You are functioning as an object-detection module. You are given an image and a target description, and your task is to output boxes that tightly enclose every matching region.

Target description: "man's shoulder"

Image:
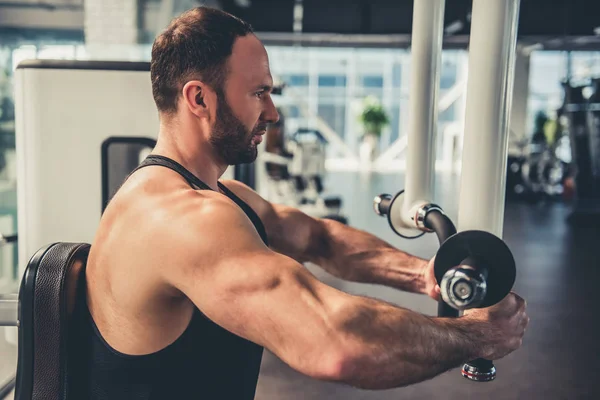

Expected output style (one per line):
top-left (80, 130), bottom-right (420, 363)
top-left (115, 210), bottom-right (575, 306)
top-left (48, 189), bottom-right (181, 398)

top-left (161, 188), bottom-right (261, 250)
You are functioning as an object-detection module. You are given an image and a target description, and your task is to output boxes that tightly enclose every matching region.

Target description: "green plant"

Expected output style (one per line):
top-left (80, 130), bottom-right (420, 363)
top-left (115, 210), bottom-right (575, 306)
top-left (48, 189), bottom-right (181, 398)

top-left (358, 96), bottom-right (390, 138)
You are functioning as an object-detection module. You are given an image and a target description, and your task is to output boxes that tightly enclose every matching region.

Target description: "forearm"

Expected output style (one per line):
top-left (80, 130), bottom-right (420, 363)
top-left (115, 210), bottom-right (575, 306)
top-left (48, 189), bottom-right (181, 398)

top-left (311, 218), bottom-right (428, 294)
top-left (333, 296), bottom-right (483, 389)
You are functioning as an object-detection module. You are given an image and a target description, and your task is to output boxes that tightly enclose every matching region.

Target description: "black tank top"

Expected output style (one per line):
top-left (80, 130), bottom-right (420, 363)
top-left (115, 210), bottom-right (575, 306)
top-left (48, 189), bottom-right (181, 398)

top-left (76, 155), bottom-right (268, 400)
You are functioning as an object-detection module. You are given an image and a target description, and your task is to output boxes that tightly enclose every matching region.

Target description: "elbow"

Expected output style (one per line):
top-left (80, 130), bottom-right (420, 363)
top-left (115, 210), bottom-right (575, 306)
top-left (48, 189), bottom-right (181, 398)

top-left (313, 349), bottom-right (356, 383)
top-left (321, 351), bottom-right (414, 390)
top-left (312, 338), bottom-right (374, 386)
top-left (318, 350), bottom-right (387, 390)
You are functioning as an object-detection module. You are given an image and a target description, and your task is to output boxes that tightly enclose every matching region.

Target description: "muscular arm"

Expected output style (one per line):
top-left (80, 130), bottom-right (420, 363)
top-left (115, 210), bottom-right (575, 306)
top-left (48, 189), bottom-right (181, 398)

top-left (221, 180), bottom-right (429, 294)
top-left (164, 194), bottom-right (486, 389)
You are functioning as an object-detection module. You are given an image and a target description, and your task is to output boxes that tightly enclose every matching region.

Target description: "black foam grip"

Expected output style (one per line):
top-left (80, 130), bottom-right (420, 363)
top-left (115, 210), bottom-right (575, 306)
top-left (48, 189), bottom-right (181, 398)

top-left (377, 196), bottom-right (392, 216)
top-left (424, 210), bottom-right (457, 245)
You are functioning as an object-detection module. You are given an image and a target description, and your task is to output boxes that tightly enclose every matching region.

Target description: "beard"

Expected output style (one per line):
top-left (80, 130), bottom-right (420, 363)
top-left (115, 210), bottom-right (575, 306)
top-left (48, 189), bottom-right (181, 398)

top-left (209, 90), bottom-right (266, 165)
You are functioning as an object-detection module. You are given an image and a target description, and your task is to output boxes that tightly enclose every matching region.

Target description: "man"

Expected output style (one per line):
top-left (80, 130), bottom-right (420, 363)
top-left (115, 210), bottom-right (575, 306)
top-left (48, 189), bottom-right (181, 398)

top-left (84, 6), bottom-right (529, 399)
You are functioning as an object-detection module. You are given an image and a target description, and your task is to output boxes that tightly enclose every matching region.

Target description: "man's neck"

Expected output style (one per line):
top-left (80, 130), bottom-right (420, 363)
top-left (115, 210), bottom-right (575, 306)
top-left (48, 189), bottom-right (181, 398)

top-left (153, 128), bottom-right (227, 192)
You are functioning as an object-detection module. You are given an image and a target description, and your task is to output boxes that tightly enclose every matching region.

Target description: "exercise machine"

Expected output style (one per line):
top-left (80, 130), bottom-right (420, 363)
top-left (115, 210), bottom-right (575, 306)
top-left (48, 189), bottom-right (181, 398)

top-left (373, 0), bottom-right (521, 382)
top-left (258, 127), bottom-right (348, 223)
top-left (560, 78), bottom-right (600, 221)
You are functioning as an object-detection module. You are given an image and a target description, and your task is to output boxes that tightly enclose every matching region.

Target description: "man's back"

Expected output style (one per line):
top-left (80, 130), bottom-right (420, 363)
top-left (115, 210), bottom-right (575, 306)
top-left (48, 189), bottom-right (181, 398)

top-left (82, 156), bottom-right (268, 399)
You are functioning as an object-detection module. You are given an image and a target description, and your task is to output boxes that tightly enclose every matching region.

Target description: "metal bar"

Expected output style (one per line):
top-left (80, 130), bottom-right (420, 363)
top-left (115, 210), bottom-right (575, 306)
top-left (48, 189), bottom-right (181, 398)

top-left (0, 298), bottom-right (18, 326)
top-left (260, 152), bottom-right (292, 166)
top-left (373, 135), bottom-right (407, 167)
top-left (0, 376), bottom-right (16, 400)
top-left (457, 0), bottom-right (521, 236)
top-left (401, 0), bottom-right (445, 222)
top-left (286, 87), bottom-right (359, 161)
top-left (438, 80), bottom-right (466, 112)
top-left (0, 234), bottom-right (17, 245)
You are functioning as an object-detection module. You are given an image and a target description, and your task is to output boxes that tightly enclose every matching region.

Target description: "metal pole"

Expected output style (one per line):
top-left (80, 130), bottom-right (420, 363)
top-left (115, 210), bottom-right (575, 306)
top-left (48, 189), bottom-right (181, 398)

top-left (401, 0), bottom-right (446, 224)
top-left (457, 0), bottom-right (520, 236)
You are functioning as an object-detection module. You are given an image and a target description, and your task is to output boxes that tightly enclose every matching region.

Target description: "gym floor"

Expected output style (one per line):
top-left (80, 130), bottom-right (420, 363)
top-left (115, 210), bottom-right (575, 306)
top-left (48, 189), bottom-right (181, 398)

top-left (254, 171), bottom-right (600, 400)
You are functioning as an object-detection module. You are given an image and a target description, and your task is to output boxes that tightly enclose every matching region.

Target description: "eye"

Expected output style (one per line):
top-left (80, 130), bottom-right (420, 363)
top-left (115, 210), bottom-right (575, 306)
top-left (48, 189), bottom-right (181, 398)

top-left (254, 91), bottom-right (264, 98)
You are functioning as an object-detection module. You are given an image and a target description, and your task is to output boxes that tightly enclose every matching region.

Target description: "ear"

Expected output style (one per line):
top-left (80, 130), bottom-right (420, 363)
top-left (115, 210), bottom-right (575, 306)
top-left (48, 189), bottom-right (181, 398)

top-left (182, 80), bottom-right (216, 119)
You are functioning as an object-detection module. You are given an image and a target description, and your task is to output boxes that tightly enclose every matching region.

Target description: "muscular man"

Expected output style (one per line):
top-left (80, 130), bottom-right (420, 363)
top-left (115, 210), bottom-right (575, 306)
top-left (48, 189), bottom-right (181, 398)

top-left (84, 6), bottom-right (529, 399)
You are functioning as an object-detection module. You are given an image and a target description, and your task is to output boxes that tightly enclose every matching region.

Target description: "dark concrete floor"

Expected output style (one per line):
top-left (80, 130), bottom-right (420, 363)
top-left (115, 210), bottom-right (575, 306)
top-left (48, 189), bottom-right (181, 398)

top-left (254, 171), bottom-right (600, 400)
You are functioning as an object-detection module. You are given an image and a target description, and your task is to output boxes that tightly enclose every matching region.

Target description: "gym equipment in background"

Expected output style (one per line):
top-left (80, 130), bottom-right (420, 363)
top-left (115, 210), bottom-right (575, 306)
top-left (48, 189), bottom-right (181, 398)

top-left (260, 128), bottom-right (348, 224)
top-left (561, 79), bottom-right (600, 222)
top-left (505, 122), bottom-right (570, 203)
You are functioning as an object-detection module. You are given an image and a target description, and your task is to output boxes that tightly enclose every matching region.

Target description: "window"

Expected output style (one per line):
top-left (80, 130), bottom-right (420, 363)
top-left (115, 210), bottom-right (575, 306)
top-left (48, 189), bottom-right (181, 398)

top-left (361, 75), bottom-right (383, 88)
top-left (281, 74), bottom-right (309, 86)
top-left (319, 75), bottom-right (346, 87)
top-left (318, 104), bottom-right (346, 140)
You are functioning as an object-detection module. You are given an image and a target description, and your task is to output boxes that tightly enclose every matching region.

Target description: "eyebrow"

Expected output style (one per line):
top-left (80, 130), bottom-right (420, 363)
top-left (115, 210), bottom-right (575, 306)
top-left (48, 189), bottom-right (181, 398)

top-left (254, 84), bottom-right (273, 92)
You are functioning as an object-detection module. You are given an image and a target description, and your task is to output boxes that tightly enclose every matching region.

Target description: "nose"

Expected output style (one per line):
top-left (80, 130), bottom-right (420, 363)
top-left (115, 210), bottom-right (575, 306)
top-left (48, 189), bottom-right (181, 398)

top-left (262, 94), bottom-right (279, 125)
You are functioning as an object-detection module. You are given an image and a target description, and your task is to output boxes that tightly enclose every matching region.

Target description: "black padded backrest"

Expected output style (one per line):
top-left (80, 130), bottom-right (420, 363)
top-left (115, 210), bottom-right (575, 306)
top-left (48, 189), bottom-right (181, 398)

top-left (15, 242), bottom-right (91, 400)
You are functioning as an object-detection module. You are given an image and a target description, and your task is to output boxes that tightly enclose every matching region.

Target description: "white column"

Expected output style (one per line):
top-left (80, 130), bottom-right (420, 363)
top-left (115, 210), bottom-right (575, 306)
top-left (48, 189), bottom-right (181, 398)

top-left (458, 0), bottom-right (521, 237)
top-left (402, 0), bottom-right (445, 222)
top-left (509, 49), bottom-right (531, 144)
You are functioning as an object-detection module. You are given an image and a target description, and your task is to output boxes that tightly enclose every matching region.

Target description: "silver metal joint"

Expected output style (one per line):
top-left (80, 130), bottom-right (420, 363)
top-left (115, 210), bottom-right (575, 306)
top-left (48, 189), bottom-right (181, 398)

top-left (415, 203), bottom-right (444, 231)
top-left (462, 363), bottom-right (496, 382)
top-left (373, 194), bottom-right (392, 217)
top-left (440, 266), bottom-right (487, 310)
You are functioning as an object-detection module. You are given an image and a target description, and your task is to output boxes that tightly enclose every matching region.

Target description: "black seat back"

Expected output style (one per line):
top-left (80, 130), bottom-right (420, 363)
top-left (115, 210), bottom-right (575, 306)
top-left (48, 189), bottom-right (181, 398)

top-left (15, 242), bottom-right (91, 400)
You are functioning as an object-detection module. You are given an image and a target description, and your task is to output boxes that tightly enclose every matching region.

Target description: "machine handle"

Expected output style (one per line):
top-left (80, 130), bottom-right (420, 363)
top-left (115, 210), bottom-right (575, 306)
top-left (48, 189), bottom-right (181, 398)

top-left (0, 234), bottom-right (17, 246)
top-left (424, 210), bottom-right (513, 383)
top-left (439, 258), bottom-right (496, 382)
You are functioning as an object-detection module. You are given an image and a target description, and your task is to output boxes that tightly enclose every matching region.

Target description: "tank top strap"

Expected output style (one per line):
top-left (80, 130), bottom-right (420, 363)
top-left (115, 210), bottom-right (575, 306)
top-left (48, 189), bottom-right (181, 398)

top-left (129, 154), bottom-right (269, 246)
top-left (131, 154), bottom-right (211, 191)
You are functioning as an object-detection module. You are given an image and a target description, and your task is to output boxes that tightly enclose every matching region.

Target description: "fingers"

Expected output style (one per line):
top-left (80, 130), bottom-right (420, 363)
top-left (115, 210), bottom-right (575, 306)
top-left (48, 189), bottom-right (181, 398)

top-left (510, 291), bottom-right (526, 309)
top-left (504, 291), bottom-right (526, 311)
top-left (519, 314), bottom-right (530, 331)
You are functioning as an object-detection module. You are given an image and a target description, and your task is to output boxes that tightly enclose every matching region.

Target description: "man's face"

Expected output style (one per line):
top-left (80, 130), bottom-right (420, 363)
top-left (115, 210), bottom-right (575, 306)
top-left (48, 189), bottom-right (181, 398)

top-left (209, 88), bottom-right (265, 165)
top-left (209, 35), bottom-right (279, 165)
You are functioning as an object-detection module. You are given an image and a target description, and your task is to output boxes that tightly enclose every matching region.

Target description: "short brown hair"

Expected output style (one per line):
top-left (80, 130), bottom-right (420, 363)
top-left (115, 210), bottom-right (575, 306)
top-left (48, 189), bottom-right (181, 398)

top-left (150, 7), bottom-right (253, 115)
